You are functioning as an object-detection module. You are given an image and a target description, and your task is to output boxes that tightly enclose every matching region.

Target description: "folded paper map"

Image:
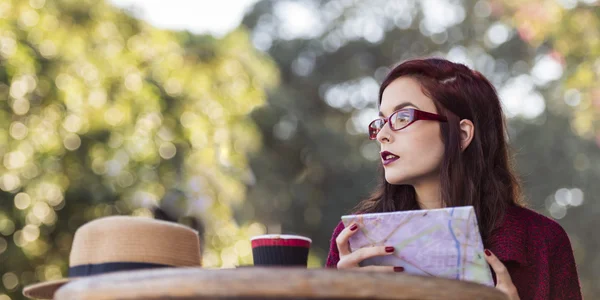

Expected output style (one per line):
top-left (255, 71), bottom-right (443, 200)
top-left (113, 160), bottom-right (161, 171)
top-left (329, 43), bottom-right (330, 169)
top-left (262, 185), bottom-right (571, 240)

top-left (341, 206), bottom-right (494, 286)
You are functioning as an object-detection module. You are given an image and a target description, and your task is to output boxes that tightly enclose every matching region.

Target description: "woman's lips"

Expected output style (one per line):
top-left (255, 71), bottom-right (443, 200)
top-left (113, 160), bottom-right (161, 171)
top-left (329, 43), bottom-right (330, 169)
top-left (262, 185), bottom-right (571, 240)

top-left (383, 156), bottom-right (399, 166)
top-left (380, 151), bottom-right (400, 166)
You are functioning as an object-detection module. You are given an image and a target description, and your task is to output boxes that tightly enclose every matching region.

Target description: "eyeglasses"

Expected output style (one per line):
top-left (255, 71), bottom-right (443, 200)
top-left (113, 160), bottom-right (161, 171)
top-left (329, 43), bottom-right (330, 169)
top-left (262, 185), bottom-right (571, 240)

top-left (368, 108), bottom-right (448, 140)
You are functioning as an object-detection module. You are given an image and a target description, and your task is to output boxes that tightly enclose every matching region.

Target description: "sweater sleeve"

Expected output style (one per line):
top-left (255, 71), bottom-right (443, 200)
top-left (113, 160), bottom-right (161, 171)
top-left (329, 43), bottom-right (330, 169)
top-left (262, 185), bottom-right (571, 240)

top-left (325, 221), bottom-right (345, 268)
top-left (548, 224), bottom-right (582, 300)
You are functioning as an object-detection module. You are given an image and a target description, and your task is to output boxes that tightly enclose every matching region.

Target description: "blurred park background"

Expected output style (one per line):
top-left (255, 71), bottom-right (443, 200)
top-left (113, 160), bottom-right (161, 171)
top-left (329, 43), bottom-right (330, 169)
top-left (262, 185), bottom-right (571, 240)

top-left (0, 0), bottom-right (599, 298)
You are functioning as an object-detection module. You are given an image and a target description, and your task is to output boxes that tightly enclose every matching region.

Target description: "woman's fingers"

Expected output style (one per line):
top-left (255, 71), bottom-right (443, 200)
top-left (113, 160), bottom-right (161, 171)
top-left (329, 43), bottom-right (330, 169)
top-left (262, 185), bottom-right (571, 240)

top-left (335, 223), bottom-right (360, 256)
top-left (338, 245), bottom-right (396, 267)
top-left (484, 249), bottom-right (520, 300)
top-left (484, 249), bottom-right (512, 284)
top-left (335, 224), bottom-right (399, 272)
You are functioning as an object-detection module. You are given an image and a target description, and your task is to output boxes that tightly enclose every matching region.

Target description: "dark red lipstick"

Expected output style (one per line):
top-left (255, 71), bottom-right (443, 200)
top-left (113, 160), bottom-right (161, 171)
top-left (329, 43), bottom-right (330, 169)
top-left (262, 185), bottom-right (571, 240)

top-left (380, 151), bottom-right (399, 166)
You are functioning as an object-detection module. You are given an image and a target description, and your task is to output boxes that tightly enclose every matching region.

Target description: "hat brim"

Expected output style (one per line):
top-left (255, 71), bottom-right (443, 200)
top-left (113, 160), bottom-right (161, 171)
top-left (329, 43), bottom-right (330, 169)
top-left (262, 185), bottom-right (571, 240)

top-left (23, 278), bottom-right (71, 300)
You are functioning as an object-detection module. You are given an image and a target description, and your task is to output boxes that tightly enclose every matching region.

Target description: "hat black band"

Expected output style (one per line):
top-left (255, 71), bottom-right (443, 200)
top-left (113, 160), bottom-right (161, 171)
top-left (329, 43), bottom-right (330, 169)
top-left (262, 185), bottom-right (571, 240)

top-left (69, 262), bottom-right (171, 277)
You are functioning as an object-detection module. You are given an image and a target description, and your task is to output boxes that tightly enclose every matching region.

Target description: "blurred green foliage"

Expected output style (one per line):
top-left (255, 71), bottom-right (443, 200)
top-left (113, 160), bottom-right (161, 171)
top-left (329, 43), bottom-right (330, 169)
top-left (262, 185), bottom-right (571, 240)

top-left (497, 0), bottom-right (600, 140)
top-left (0, 0), bottom-right (278, 298)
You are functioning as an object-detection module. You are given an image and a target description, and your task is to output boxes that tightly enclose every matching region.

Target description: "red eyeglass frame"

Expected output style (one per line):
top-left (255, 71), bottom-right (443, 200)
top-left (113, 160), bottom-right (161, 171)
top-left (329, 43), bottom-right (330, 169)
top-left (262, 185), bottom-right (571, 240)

top-left (368, 108), bottom-right (448, 140)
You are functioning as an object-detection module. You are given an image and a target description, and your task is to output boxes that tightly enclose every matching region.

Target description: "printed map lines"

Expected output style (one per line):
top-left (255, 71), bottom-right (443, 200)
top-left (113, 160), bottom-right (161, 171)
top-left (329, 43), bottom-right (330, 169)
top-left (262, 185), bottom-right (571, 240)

top-left (448, 207), bottom-right (461, 280)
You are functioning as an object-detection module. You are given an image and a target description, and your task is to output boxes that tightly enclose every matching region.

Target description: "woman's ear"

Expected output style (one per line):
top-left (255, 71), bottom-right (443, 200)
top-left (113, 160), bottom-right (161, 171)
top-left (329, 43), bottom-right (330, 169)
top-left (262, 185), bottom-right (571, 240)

top-left (459, 119), bottom-right (474, 151)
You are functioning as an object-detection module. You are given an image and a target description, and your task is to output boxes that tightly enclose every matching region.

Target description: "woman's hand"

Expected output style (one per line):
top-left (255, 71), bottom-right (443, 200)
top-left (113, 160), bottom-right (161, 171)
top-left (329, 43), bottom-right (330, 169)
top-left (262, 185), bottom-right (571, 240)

top-left (484, 249), bottom-right (520, 300)
top-left (336, 223), bottom-right (403, 272)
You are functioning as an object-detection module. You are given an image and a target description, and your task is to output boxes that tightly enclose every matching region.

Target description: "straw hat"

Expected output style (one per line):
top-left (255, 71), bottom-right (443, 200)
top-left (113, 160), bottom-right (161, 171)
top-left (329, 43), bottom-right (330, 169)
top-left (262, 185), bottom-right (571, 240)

top-left (23, 216), bottom-right (202, 299)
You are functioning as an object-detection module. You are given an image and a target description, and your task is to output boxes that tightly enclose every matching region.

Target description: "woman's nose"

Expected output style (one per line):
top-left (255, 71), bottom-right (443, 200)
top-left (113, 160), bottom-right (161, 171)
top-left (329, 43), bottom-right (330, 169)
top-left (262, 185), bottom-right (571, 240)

top-left (376, 122), bottom-right (392, 143)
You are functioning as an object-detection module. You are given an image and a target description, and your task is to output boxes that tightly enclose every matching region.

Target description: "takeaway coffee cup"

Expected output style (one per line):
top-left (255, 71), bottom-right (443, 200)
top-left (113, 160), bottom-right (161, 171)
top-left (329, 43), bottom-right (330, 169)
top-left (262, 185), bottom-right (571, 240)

top-left (250, 234), bottom-right (312, 267)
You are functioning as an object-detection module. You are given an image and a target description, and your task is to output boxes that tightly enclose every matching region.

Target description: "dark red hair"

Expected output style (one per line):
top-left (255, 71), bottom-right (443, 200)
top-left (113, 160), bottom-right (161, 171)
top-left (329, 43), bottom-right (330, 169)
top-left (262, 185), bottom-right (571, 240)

top-left (353, 58), bottom-right (523, 241)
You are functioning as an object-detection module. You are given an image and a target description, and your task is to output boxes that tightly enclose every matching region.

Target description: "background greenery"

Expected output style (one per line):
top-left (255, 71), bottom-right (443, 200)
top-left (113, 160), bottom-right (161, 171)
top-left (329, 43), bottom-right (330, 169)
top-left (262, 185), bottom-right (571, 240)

top-left (0, 0), bottom-right (598, 299)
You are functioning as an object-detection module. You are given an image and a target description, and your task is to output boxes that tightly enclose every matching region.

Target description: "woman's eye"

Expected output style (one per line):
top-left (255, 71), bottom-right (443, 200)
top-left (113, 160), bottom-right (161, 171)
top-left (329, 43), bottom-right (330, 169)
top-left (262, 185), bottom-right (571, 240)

top-left (394, 115), bottom-right (410, 125)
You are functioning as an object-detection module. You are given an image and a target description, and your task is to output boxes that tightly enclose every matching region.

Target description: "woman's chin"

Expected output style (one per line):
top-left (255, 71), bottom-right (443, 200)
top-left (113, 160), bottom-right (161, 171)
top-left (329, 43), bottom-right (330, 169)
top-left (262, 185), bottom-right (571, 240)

top-left (384, 174), bottom-right (411, 185)
top-left (385, 171), bottom-right (440, 186)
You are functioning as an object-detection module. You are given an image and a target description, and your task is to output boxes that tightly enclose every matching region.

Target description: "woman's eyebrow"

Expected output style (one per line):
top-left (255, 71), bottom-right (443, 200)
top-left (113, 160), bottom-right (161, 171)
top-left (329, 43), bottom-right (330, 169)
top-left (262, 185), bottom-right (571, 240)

top-left (379, 102), bottom-right (419, 117)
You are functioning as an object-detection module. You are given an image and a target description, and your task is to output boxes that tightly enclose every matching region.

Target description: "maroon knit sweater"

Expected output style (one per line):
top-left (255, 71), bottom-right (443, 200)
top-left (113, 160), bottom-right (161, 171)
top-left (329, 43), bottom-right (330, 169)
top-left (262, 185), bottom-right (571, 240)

top-left (326, 205), bottom-right (582, 300)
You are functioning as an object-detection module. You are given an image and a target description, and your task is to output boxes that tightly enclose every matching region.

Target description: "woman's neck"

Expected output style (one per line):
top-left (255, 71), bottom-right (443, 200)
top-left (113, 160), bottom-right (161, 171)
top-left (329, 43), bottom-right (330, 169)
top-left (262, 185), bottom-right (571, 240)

top-left (413, 179), bottom-right (443, 209)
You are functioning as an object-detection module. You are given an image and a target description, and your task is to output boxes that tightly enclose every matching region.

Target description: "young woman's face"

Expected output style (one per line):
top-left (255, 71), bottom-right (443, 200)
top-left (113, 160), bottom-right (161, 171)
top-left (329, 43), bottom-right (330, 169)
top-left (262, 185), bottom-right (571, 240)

top-left (377, 77), bottom-right (445, 185)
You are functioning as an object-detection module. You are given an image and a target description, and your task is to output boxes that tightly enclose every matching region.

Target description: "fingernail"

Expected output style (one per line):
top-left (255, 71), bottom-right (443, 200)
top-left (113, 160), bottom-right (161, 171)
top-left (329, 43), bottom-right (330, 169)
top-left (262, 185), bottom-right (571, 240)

top-left (350, 224), bottom-right (358, 231)
top-left (485, 249), bottom-right (491, 256)
top-left (385, 246), bottom-right (395, 253)
top-left (394, 266), bottom-right (404, 272)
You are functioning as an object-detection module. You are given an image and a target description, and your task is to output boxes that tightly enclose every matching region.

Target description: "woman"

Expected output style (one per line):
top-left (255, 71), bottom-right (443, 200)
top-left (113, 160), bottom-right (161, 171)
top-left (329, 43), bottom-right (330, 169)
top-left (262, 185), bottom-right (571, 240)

top-left (326, 58), bottom-right (581, 300)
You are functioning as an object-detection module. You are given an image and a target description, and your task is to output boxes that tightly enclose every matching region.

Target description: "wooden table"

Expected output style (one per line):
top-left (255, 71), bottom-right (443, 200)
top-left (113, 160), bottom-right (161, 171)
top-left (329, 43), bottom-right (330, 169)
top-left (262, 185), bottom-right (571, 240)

top-left (54, 267), bottom-right (508, 300)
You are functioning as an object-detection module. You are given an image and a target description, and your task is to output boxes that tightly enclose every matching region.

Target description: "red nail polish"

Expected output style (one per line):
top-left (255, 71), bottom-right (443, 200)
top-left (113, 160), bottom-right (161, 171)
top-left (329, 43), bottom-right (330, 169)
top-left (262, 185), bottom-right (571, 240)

top-left (350, 224), bottom-right (358, 231)
top-left (485, 249), bottom-right (491, 256)
top-left (394, 266), bottom-right (404, 272)
top-left (385, 246), bottom-right (395, 253)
